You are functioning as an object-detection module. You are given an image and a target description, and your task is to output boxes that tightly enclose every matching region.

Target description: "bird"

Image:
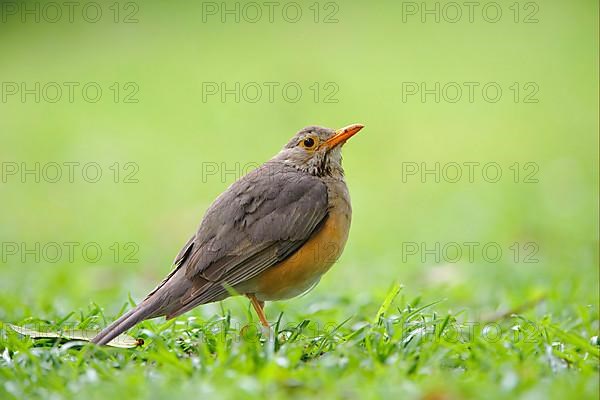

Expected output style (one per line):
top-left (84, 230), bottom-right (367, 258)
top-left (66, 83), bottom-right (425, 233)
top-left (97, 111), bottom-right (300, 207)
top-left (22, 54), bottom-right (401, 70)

top-left (91, 123), bottom-right (365, 345)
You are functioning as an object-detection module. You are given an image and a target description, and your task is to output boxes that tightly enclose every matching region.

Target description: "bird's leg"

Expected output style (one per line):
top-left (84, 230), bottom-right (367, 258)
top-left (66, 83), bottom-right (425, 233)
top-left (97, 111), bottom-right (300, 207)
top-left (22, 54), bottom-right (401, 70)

top-left (246, 294), bottom-right (269, 328)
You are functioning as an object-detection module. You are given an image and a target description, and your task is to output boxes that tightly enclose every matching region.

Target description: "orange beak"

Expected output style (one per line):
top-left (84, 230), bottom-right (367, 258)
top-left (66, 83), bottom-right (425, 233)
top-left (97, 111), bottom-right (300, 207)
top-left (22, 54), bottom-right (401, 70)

top-left (324, 124), bottom-right (365, 149)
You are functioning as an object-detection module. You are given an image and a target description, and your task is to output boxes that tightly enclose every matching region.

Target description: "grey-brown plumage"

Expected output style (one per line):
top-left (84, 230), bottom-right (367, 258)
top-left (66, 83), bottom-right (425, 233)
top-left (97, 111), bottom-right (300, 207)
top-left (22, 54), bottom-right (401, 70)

top-left (92, 124), bottom-right (364, 345)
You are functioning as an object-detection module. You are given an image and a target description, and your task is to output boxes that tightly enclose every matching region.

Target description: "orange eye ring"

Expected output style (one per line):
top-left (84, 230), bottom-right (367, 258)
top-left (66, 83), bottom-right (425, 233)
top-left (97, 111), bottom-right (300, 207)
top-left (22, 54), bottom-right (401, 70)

top-left (300, 136), bottom-right (319, 149)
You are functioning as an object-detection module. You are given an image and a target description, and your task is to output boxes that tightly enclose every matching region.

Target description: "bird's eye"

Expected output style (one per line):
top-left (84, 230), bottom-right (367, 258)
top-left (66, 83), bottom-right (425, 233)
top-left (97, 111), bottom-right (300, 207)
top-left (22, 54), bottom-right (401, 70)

top-left (301, 137), bottom-right (317, 149)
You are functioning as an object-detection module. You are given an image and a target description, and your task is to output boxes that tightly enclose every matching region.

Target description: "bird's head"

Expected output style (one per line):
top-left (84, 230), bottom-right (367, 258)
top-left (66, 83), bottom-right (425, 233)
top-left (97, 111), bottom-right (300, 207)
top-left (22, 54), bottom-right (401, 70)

top-left (274, 124), bottom-right (364, 177)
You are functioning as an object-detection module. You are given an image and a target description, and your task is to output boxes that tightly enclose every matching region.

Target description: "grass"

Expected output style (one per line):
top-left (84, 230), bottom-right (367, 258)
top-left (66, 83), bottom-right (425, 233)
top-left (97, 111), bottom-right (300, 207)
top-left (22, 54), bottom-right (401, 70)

top-left (1, 283), bottom-right (598, 399)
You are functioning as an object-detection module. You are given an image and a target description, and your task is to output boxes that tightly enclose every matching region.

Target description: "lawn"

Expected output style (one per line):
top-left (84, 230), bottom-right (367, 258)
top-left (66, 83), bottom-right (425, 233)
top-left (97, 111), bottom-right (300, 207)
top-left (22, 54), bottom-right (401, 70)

top-left (0, 0), bottom-right (598, 399)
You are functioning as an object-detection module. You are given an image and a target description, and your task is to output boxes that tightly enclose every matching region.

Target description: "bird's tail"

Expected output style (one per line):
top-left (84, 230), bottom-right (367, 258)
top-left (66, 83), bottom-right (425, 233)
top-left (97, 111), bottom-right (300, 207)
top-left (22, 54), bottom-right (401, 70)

top-left (91, 300), bottom-right (161, 346)
top-left (91, 264), bottom-right (193, 345)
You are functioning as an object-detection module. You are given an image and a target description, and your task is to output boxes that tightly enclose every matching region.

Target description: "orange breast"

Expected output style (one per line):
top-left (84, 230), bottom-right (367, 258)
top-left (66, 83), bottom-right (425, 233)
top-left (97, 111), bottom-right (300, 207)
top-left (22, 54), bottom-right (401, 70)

top-left (248, 209), bottom-right (351, 301)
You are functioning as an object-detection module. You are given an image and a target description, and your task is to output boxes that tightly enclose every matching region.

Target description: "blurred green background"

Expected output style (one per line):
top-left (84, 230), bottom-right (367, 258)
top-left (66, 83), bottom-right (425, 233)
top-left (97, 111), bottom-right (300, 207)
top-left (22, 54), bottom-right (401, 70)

top-left (0, 0), bottom-right (597, 333)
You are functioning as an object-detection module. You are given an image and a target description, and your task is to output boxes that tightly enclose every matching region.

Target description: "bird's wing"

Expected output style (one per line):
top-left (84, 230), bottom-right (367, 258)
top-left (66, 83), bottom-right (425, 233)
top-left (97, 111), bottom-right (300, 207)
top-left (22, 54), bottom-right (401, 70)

top-left (158, 162), bottom-right (329, 318)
